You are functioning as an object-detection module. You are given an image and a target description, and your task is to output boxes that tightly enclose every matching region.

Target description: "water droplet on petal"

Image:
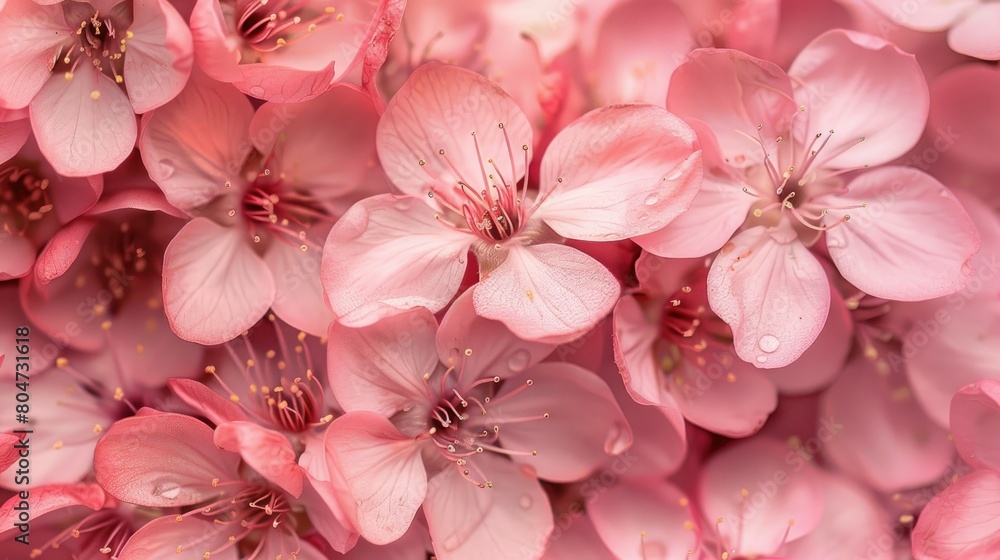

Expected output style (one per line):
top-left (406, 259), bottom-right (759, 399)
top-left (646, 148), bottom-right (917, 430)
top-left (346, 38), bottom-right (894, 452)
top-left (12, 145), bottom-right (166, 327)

top-left (604, 422), bottom-right (631, 455)
top-left (443, 535), bottom-right (461, 552)
top-left (755, 355), bottom-right (767, 364)
top-left (506, 349), bottom-right (531, 372)
top-left (758, 334), bottom-right (780, 353)
top-left (519, 495), bottom-right (533, 509)
top-left (155, 482), bottom-right (181, 500)
top-left (644, 194), bottom-right (659, 206)
top-left (249, 86), bottom-right (265, 97)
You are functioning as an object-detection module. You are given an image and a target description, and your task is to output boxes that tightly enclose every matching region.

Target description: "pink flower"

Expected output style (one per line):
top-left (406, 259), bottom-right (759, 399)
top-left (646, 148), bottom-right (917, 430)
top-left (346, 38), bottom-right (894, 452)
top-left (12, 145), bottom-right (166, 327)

top-left (0, 0), bottom-right (193, 176)
top-left (138, 74), bottom-right (386, 344)
top-left (866, 0), bottom-right (1000, 60)
top-left (613, 253), bottom-right (780, 437)
top-left (323, 291), bottom-right (631, 557)
top-left (94, 410), bottom-right (332, 559)
top-left (189, 0), bottom-right (401, 102)
top-left (640, 29), bottom-right (980, 367)
top-left (323, 61), bottom-right (703, 343)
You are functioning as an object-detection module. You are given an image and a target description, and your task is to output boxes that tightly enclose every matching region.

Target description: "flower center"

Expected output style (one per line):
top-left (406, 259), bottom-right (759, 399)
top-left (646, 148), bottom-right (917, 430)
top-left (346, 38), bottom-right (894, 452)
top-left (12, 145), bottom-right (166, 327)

top-left (233, 0), bottom-right (338, 54)
top-left (211, 314), bottom-right (333, 433)
top-left (417, 348), bottom-right (547, 488)
top-left (238, 166), bottom-right (329, 253)
top-left (58, 3), bottom-right (134, 85)
top-left (181, 482), bottom-right (301, 558)
top-left (93, 222), bottom-right (149, 303)
top-left (0, 164), bottom-right (53, 237)
top-left (425, 123), bottom-right (532, 243)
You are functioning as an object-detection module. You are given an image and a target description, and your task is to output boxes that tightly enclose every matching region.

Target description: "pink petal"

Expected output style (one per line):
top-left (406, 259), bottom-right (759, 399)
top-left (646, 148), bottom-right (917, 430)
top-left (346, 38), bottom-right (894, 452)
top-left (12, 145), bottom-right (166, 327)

top-left (588, 480), bottom-right (700, 560)
top-left (298, 473), bottom-right (360, 553)
top-left (698, 438), bottom-right (825, 556)
top-left (612, 295), bottom-right (667, 407)
top-left (633, 128), bottom-right (753, 258)
top-left (669, 346), bottom-right (778, 437)
top-left (539, 516), bottom-right (613, 560)
top-left (327, 308), bottom-right (439, 416)
top-left (0, 1), bottom-right (68, 109)
top-left (494, 362), bottom-right (632, 482)
top-left (535, 104), bottom-right (701, 241)
top-left (264, 238), bottom-right (333, 337)
top-left (168, 378), bottom-right (250, 426)
top-left (117, 515), bottom-right (240, 560)
top-left (0, 483), bottom-right (106, 527)
top-left (436, 289), bottom-right (556, 379)
top-left (863, 0), bottom-right (977, 31)
top-left (588, 0), bottom-right (694, 105)
top-left (376, 62), bottom-right (533, 204)
top-left (0, 433), bottom-right (17, 472)
top-left (162, 218), bottom-right (275, 345)
top-left (188, 0), bottom-right (243, 83)
top-left (31, 218), bottom-right (96, 297)
top-left (124, 0), bottom-right (194, 113)
top-left (911, 470), bottom-right (1000, 560)
top-left (475, 243), bottom-right (619, 343)
top-left (321, 194), bottom-right (473, 327)
top-left (138, 73), bottom-right (254, 211)
top-left (905, 297), bottom-right (1000, 428)
top-left (0, 234), bottom-right (35, 281)
top-left (820, 349), bottom-right (953, 493)
top-left (324, 411), bottom-right (427, 545)
top-left (788, 30), bottom-right (928, 169)
top-left (949, 4), bottom-right (1000, 60)
top-left (927, 64), bottom-right (1000, 171)
top-left (30, 67), bottom-right (136, 176)
top-left (781, 473), bottom-right (892, 560)
top-left (666, 48), bottom-right (796, 168)
top-left (214, 421), bottom-right (303, 497)
top-left (93, 413), bottom-right (241, 507)
top-left (708, 224), bottom-right (830, 368)
top-left (424, 453), bottom-right (552, 560)
top-left (358, 0), bottom-right (407, 110)
top-left (821, 167), bottom-right (978, 301)
top-left (0, 109), bottom-right (30, 162)
top-left (951, 380), bottom-right (1000, 471)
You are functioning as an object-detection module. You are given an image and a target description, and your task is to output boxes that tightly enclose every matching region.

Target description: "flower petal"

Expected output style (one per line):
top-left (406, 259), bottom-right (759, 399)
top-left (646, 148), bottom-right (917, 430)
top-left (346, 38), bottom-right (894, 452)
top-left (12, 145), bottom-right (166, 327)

top-left (326, 307), bottom-right (439, 416)
top-left (948, 4), bottom-right (1000, 60)
top-left (708, 224), bottom-right (830, 368)
top-left (588, 480), bottom-right (700, 560)
top-left (124, 0), bottom-right (194, 113)
top-left (167, 378), bottom-right (249, 426)
top-left (951, 380), bottom-right (1000, 472)
top-left (820, 348), bottom-right (953, 493)
top-left (162, 218), bottom-right (275, 345)
top-left (321, 194), bottom-right (473, 327)
top-left (535, 104), bottom-right (702, 241)
top-left (93, 413), bottom-right (240, 507)
top-left (424, 453), bottom-right (552, 560)
top-left (117, 515), bottom-right (240, 560)
top-left (911, 470), bottom-right (1000, 560)
top-left (821, 167), bottom-right (978, 301)
top-left (138, 73), bottom-right (254, 211)
top-left (264, 237), bottom-right (334, 337)
top-left (495, 362), bottom-right (632, 482)
top-left (30, 68), bottom-right (136, 176)
top-left (0, 1), bottom-right (67, 109)
top-left (789, 30), bottom-right (928, 168)
top-left (376, 61), bottom-right (533, 204)
top-left (325, 411), bottom-right (427, 545)
top-left (473, 243), bottom-right (620, 343)
top-left (214, 421), bottom-right (303, 497)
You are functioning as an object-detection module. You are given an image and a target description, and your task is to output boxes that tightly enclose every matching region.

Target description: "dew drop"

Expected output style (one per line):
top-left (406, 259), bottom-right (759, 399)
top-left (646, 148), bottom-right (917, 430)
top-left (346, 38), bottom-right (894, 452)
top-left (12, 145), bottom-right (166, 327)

top-left (756, 355), bottom-right (767, 364)
top-left (249, 86), bottom-right (265, 97)
top-left (519, 495), bottom-right (533, 509)
top-left (506, 349), bottom-right (531, 372)
top-left (644, 194), bottom-right (659, 206)
top-left (758, 334), bottom-right (780, 353)
top-left (155, 482), bottom-right (181, 500)
top-left (604, 422), bottom-right (631, 455)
